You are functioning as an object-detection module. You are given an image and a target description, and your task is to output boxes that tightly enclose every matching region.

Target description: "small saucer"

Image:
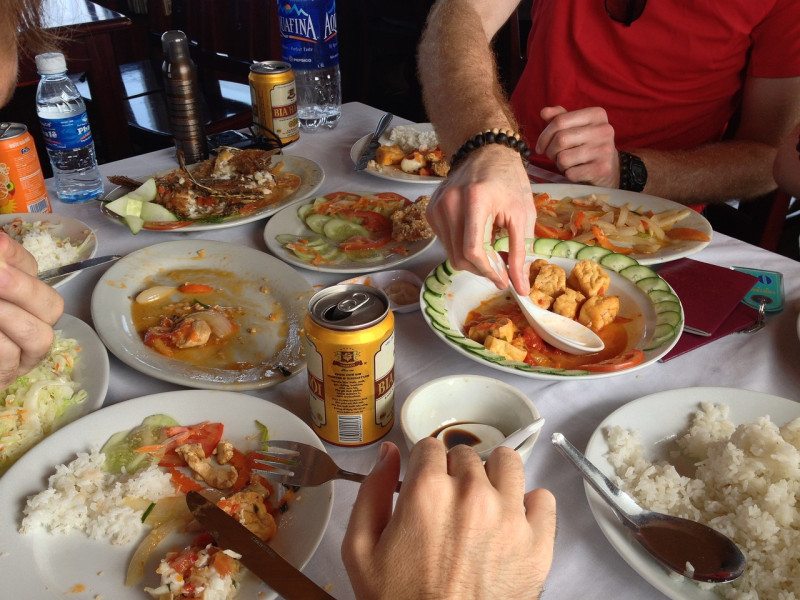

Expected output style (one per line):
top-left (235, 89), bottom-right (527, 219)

top-left (339, 269), bottom-right (422, 313)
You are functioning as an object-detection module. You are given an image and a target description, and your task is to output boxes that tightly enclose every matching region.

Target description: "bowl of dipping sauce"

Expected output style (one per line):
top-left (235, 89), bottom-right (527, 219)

top-left (339, 269), bottom-right (422, 313)
top-left (399, 374), bottom-right (542, 463)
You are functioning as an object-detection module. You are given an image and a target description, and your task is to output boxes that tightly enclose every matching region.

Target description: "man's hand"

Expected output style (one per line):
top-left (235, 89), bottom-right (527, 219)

top-left (536, 106), bottom-right (620, 188)
top-left (342, 438), bottom-right (557, 600)
top-left (0, 234), bottom-right (64, 389)
top-left (425, 145), bottom-right (536, 294)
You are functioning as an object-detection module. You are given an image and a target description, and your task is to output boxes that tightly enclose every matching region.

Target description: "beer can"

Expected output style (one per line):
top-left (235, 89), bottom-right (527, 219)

top-left (249, 60), bottom-right (300, 145)
top-left (0, 123), bottom-right (52, 214)
top-left (304, 284), bottom-right (395, 446)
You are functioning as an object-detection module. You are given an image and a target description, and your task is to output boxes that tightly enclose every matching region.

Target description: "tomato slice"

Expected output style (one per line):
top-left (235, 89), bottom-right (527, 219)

top-left (337, 209), bottom-right (392, 250)
top-left (374, 192), bottom-right (411, 206)
top-left (158, 422), bottom-right (225, 467)
top-left (143, 221), bottom-right (194, 230)
top-left (324, 191), bottom-right (363, 202)
top-left (579, 349), bottom-right (645, 372)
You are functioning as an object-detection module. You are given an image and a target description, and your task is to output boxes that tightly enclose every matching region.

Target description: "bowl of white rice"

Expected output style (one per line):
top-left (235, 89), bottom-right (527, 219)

top-left (0, 213), bottom-right (97, 288)
top-left (584, 387), bottom-right (800, 600)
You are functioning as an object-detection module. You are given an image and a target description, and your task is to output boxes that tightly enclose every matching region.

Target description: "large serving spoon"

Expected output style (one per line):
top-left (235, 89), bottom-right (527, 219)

top-left (552, 432), bottom-right (746, 583)
top-left (487, 251), bottom-right (604, 355)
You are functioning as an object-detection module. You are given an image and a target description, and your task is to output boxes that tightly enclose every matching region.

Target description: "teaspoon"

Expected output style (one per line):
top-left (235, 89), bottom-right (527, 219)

top-left (487, 251), bottom-right (604, 355)
top-left (551, 432), bottom-right (745, 583)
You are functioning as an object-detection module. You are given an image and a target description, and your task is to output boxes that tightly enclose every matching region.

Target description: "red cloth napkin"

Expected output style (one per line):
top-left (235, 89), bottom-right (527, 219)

top-left (656, 258), bottom-right (758, 336)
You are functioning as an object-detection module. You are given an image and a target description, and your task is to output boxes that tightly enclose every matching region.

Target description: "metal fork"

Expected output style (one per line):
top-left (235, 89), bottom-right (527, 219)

top-left (254, 440), bottom-right (402, 493)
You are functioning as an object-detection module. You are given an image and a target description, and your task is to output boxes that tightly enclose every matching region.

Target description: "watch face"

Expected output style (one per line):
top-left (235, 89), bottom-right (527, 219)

top-left (630, 157), bottom-right (647, 185)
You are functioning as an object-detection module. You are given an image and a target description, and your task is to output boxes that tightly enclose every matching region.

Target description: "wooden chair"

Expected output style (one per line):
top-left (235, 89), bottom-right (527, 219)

top-left (75, 0), bottom-right (282, 152)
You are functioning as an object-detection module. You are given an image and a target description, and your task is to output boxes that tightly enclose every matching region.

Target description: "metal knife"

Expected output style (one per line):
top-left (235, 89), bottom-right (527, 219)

top-left (186, 491), bottom-right (334, 600)
top-left (38, 254), bottom-right (121, 281)
top-left (354, 112), bottom-right (393, 170)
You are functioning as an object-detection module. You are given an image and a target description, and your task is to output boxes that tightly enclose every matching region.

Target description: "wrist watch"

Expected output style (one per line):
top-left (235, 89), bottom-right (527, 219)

top-left (618, 151), bottom-right (647, 192)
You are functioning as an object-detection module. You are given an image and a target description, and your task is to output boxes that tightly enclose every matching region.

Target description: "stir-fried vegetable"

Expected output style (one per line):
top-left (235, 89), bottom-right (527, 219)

top-left (533, 192), bottom-right (710, 253)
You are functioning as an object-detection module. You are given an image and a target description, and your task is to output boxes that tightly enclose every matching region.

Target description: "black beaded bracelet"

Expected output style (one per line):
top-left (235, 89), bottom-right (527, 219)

top-left (450, 128), bottom-right (531, 171)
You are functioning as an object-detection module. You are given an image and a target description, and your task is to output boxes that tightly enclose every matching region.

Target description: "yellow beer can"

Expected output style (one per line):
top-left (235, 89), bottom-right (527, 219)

top-left (304, 284), bottom-right (395, 446)
top-left (249, 60), bottom-right (300, 145)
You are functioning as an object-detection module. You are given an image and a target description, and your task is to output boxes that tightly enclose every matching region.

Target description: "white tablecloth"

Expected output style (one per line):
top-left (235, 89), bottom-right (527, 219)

top-left (45, 102), bottom-right (800, 599)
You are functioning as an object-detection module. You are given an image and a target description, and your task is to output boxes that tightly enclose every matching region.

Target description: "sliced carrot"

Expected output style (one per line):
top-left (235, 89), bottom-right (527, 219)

top-left (168, 467), bottom-right (204, 493)
top-left (665, 227), bottom-right (711, 242)
top-left (591, 225), bottom-right (634, 254)
top-left (178, 283), bottom-right (215, 294)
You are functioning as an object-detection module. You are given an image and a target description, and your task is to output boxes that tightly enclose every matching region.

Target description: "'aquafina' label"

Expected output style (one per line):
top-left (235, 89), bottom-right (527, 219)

top-left (277, 0), bottom-right (339, 71)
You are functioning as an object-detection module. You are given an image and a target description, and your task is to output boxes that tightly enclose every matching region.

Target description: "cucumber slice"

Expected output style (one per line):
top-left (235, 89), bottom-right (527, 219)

top-left (423, 289), bottom-right (446, 314)
top-left (619, 264), bottom-right (659, 283)
top-left (424, 275), bottom-right (448, 297)
top-left (312, 195), bottom-right (329, 206)
top-left (636, 276), bottom-right (670, 294)
top-left (297, 203), bottom-right (314, 221)
top-left (125, 215), bottom-right (145, 235)
top-left (125, 178), bottom-right (157, 202)
top-left (644, 323), bottom-right (676, 351)
top-left (105, 194), bottom-right (137, 217)
top-left (654, 300), bottom-right (682, 315)
top-left (648, 290), bottom-right (680, 305)
top-left (599, 253), bottom-right (639, 272)
top-left (657, 310), bottom-right (682, 328)
top-left (275, 233), bottom-right (301, 246)
top-left (305, 213), bottom-right (333, 234)
top-left (322, 217), bottom-right (370, 242)
top-left (575, 246), bottom-right (613, 262)
top-left (492, 236), bottom-right (536, 253)
top-left (140, 202), bottom-right (177, 223)
top-left (551, 240), bottom-right (586, 259)
top-left (532, 238), bottom-right (561, 257)
top-left (348, 250), bottom-right (386, 263)
top-left (435, 263), bottom-right (453, 286)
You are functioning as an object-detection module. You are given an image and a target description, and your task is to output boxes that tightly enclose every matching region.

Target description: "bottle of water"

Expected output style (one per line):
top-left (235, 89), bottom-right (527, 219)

top-left (277, 0), bottom-right (342, 131)
top-left (34, 52), bottom-right (103, 203)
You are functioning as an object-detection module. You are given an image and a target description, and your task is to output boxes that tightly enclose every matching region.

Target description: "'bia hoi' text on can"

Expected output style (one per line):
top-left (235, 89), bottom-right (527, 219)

top-left (0, 123), bottom-right (52, 213)
top-left (249, 61), bottom-right (300, 145)
top-left (304, 285), bottom-right (395, 446)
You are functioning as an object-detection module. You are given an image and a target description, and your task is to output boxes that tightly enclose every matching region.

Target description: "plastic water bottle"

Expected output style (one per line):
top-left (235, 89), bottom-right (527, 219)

top-left (34, 52), bottom-right (103, 203)
top-left (277, 0), bottom-right (342, 131)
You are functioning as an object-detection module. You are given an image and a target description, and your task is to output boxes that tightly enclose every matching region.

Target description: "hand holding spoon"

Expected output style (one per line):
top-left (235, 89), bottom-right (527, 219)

top-left (552, 432), bottom-right (745, 583)
top-left (487, 251), bottom-right (604, 355)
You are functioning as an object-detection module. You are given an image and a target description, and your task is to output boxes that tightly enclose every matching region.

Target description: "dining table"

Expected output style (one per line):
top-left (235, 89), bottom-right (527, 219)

top-left (37, 101), bottom-right (800, 599)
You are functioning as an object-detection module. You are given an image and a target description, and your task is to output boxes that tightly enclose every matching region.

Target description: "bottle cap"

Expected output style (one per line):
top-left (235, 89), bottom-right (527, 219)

top-left (161, 30), bottom-right (191, 62)
top-left (35, 52), bottom-right (67, 75)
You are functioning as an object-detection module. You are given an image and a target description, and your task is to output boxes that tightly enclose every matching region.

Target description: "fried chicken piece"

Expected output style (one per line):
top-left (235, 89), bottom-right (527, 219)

top-left (527, 259), bottom-right (550, 283)
top-left (568, 260), bottom-right (611, 298)
top-left (578, 295), bottom-right (620, 331)
top-left (217, 491), bottom-right (277, 541)
top-left (529, 289), bottom-right (554, 310)
top-left (391, 196), bottom-right (435, 242)
top-left (552, 288), bottom-right (586, 320)
top-left (176, 443), bottom-right (238, 489)
top-left (430, 159), bottom-right (451, 177)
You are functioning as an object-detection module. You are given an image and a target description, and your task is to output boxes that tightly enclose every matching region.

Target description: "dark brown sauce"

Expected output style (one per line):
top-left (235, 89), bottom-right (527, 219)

top-left (430, 422), bottom-right (483, 450)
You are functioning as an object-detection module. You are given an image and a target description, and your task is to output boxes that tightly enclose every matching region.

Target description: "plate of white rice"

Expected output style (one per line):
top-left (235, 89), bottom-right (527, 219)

top-left (585, 387), bottom-right (800, 599)
top-left (0, 390), bottom-right (333, 599)
top-left (0, 213), bottom-right (97, 288)
top-left (350, 122), bottom-right (446, 184)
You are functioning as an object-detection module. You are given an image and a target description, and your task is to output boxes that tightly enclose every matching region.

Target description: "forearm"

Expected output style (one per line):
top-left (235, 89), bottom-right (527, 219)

top-left (634, 140), bottom-right (778, 205)
top-left (418, 0), bottom-right (519, 155)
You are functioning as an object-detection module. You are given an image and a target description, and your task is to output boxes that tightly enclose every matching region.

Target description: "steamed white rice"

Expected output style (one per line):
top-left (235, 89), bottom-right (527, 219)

top-left (606, 402), bottom-right (800, 599)
top-left (387, 125), bottom-right (439, 153)
top-left (20, 449), bottom-right (176, 545)
top-left (1, 220), bottom-right (83, 272)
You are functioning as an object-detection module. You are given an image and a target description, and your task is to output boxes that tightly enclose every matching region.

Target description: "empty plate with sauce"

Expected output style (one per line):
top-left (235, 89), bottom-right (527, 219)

top-left (339, 269), bottom-right (422, 313)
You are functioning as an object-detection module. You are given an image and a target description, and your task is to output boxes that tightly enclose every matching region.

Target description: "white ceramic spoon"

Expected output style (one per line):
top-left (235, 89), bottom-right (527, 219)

top-left (437, 417), bottom-right (546, 460)
top-left (487, 251), bottom-right (604, 355)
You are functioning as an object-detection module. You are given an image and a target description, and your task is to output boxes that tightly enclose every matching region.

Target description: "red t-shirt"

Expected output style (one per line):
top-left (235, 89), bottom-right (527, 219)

top-left (510, 0), bottom-right (800, 171)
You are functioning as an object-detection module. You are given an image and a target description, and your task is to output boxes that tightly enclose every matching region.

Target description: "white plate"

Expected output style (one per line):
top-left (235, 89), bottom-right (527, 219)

top-left (421, 243), bottom-right (683, 380)
top-left (584, 387), bottom-right (800, 600)
top-left (339, 269), bottom-right (423, 313)
top-left (1, 313), bottom-right (109, 473)
top-left (91, 240), bottom-right (314, 390)
top-left (102, 155), bottom-right (324, 232)
top-left (0, 213), bottom-right (98, 288)
top-left (0, 390), bottom-right (334, 600)
top-left (264, 196), bottom-right (436, 274)
top-left (350, 122), bottom-right (445, 184)
top-left (531, 183), bottom-right (713, 265)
